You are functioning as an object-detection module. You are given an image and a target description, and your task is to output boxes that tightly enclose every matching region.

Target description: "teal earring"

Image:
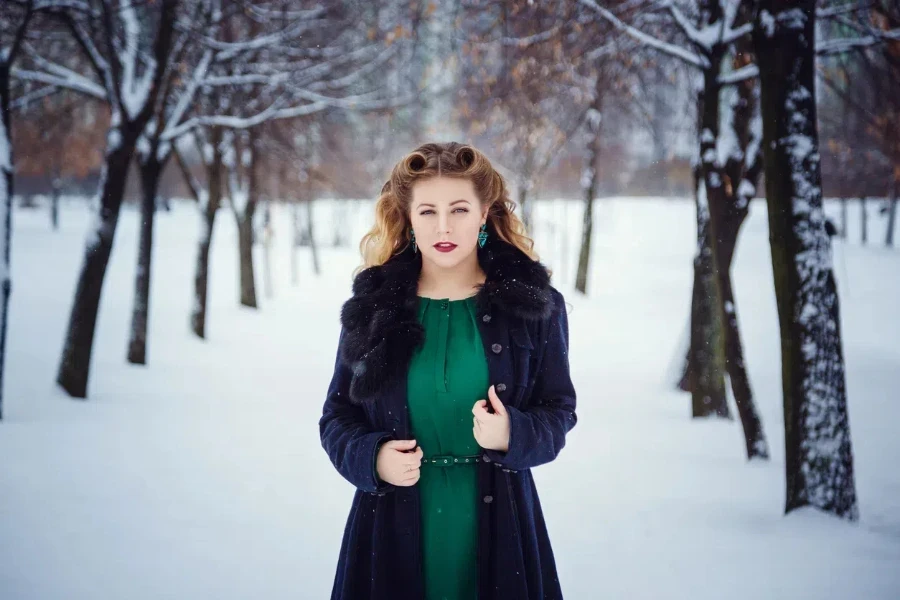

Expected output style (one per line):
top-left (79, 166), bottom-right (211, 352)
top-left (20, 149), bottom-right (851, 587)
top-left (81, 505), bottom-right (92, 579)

top-left (410, 227), bottom-right (417, 253)
top-left (478, 223), bottom-right (488, 248)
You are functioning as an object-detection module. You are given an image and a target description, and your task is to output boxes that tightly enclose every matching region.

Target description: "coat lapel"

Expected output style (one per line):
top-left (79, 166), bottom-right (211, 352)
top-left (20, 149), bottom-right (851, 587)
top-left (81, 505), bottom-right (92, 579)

top-left (339, 229), bottom-right (553, 404)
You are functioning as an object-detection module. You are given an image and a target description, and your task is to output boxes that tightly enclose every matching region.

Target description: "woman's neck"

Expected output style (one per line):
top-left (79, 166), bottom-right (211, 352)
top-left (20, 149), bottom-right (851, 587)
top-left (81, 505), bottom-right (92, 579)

top-left (418, 254), bottom-right (486, 300)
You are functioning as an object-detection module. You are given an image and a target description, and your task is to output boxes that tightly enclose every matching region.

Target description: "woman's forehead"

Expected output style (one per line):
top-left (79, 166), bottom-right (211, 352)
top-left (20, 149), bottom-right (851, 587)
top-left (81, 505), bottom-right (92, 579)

top-left (411, 177), bottom-right (477, 205)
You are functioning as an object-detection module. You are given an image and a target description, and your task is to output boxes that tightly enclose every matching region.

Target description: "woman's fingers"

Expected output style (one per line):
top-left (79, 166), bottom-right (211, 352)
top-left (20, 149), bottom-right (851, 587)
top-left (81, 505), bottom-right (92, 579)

top-left (399, 471), bottom-right (420, 485)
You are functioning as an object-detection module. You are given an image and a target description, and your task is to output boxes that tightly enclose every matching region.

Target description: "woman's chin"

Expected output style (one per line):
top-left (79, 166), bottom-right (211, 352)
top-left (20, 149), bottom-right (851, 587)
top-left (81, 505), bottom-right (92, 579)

top-left (424, 248), bottom-right (472, 270)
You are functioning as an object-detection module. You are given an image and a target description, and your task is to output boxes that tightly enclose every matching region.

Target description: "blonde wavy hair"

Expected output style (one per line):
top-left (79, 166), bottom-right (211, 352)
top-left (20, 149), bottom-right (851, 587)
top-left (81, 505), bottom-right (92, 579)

top-left (356, 142), bottom-right (537, 275)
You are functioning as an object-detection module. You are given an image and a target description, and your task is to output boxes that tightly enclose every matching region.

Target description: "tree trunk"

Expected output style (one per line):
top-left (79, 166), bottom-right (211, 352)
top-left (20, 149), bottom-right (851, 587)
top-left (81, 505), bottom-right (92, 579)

top-left (517, 185), bottom-right (529, 230)
top-left (226, 129), bottom-right (259, 309)
top-left (56, 129), bottom-right (138, 398)
top-left (753, 0), bottom-right (858, 520)
top-left (719, 41), bottom-right (770, 459)
top-left (306, 198), bottom-right (320, 276)
top-left (237, 213), bottom-right (257, 308)
top-left (576, 103), bottom-right (602, 295)
top-left (262, 201), bottom-right (273, 299)
top-left (717, 217), bottom-right (769, 459)
top-left (885, 183), bottom-right (897, 248)
top-left (290, 201), bottom-right (299, 285)
top-left (690, 189), bottom-right (729, 418)
top-left (190, 132), bottom-right (223, 340)
top-left (127, 154), bottom-right (165, 365)
top-left (51, 182), bottom-right (61, 231)
top-left (839, 197), bottom-right (847, 239)
top-left (692, 54), bottom-right (729, 419)
top-left (861, 197), bottom-right (867, 244)
top-left (0, 65), bottom-right (14, 420)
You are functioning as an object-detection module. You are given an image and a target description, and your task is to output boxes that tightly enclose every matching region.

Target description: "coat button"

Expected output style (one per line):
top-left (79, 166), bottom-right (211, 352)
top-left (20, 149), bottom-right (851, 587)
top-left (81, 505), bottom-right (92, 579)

top-left (495, 383), bottom-right (507, 392)
top-left (482, 454), bottom-right (491, 463)
top-left (482, 314), bottom-right (492, 323)
top-left (483, 495), bottom-right (494, 504)
top-left (491, 343), bottom-right (502, 354)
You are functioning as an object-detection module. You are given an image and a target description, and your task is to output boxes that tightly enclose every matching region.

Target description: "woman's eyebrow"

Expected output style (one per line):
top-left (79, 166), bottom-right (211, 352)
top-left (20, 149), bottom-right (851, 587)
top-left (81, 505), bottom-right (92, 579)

top-left (415, 199), bottom-right (471, 208)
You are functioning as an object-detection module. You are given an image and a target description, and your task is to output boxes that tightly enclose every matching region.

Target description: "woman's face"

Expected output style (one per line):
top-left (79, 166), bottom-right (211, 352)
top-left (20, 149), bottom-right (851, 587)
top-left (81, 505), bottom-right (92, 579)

top-left (409, 176), bottom-right (487, 271)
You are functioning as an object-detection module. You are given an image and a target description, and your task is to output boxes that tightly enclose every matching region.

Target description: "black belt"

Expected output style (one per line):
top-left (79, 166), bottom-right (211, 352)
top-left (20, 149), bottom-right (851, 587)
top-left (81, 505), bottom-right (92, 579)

top-left (422, 453), bottom-right (482, 467)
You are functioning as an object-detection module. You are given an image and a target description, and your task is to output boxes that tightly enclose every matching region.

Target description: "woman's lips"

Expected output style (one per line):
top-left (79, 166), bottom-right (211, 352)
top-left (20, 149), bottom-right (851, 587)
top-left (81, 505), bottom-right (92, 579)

top-left (433, 242), bottom-right (457, 253)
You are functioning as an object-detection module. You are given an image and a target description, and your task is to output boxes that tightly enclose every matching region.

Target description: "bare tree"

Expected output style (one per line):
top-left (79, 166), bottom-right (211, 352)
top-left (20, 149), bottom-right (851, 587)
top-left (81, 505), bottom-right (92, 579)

top-left (818, 0), bottom-right (900, 247)
top-left (0, 0), bottom-right (38, 419)
top-left (581, 0), bottom-right (770, 460)
top-left (12, 86), bottom-right (106, 230)
top-left (174, 126), bottom-right (224, 340)
top-left (0, 0), bottom-right (76, 418)
top-left (458, 1), bottom-right (589, 230)
top-left (12, 0), bottom-right (180, 397)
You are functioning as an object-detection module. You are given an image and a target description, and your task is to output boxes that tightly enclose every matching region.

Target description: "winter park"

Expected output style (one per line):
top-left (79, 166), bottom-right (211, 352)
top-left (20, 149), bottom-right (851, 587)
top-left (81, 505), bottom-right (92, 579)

top-left (1, 1), bottom-right (900, 599)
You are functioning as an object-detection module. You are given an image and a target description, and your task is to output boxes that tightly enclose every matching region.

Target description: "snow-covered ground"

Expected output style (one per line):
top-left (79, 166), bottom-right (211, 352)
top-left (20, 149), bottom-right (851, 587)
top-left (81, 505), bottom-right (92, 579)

top-left (2, 195), bottom-right (898, 599)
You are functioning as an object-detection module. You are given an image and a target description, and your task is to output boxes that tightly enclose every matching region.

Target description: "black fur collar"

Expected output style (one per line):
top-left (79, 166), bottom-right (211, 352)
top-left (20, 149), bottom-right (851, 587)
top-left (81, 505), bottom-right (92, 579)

top-left (339, 229), bottom-right (553, 403)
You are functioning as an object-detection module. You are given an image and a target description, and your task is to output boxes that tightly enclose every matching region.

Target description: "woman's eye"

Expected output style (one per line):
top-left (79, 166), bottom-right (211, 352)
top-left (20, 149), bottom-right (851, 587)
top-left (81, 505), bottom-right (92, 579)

top-left (419, 210), bottom-right (434, 216)
top-left (453, 208), bottom-right (469, 213)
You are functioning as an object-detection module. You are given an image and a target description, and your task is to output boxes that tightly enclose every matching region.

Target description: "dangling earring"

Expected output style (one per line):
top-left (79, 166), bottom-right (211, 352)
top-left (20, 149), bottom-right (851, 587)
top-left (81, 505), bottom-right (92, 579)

top-left (410, 227), bottom-right (417, 253)
top-left (478, 223), bottom-right (488, 248)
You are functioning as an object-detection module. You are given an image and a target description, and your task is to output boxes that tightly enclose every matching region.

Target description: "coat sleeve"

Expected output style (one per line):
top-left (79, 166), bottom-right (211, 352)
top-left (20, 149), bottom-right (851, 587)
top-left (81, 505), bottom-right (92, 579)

top-left (319, 328), bottom-right (396, 494)
top-left (484, 288), bottom-right (577, 471)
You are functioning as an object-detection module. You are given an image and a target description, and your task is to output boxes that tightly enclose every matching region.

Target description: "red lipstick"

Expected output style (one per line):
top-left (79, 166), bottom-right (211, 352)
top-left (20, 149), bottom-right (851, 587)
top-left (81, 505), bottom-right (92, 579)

top-left (433, 242), bottom-right (457, 253)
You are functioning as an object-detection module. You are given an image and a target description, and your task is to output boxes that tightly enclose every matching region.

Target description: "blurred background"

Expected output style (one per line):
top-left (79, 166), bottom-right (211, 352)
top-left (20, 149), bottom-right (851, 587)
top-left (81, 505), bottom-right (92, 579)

top-left (1, 0), bottom-right (898, 598)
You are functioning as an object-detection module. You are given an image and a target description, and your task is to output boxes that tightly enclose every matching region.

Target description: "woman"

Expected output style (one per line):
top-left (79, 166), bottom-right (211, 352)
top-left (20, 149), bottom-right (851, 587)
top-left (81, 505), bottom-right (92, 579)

top-left (319, 142), bottom-right (577, 600)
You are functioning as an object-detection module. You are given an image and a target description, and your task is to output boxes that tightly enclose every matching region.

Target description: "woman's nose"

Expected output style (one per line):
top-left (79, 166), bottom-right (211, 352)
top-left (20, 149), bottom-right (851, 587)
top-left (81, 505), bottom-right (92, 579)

top-left (437, 212), bottom-right (451, 234)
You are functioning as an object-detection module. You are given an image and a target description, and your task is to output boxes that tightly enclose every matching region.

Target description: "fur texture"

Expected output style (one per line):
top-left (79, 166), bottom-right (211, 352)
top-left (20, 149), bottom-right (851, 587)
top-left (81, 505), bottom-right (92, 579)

top-left (339, 229), bottom-right (553, 403)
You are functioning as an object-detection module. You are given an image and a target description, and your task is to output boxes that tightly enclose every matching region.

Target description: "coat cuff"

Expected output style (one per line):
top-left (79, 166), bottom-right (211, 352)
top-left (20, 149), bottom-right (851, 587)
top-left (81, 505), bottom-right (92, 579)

top-left (371, 434), bottom-right (396, 492)
top-left (482, 403), bottom-right (572, 471)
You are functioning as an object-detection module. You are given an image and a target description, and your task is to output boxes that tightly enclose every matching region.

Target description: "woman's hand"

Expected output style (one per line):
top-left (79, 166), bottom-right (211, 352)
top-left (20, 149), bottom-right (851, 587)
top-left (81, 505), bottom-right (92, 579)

top-left (472, 385), bottom-right (510, 452)
top-left (376, 439), bottom-right (423, 486)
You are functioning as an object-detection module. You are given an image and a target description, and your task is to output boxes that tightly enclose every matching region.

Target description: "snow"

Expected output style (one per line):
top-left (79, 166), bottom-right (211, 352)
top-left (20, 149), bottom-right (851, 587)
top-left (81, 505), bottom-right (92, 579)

top-left (760, 10), bottom-right (776, 37)
top-left (717, 81), bottom-right (743, 167)
top-left (119, 3), bottom-right (155, 121)
top-left (737, 179), bottom-right (756, 203)
top-left (2, 197), bottom-right (900, 599)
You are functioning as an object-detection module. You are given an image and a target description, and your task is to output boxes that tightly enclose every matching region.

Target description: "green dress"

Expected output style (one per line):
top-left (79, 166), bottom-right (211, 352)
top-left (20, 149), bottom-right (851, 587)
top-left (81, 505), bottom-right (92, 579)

top-left (407, 295), bottom-right (489, 600)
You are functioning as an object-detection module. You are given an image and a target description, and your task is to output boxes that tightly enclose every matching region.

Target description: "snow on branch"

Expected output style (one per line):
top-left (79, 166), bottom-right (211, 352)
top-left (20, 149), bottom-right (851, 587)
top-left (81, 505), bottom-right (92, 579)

top-left (11, 67), bottom-right (106, 100)
top-left (816, 1), bottom-right (877, 20)
top-left (818, 29), bottom-right (900, 56)
top-left (9, 84), bottom-right (61, 110)
top-left (118, 1), bottom-right (156, 120)
top-left (660, 0), bottom-right (751, 51)
top-left (718, 63), bottom-right (758, 85)
top-left (578, 0), bottom-right (709, 69)
top-left (198, 12), bottom-right (328, 63)
top-left (463, 24), bottom-right (563, 49)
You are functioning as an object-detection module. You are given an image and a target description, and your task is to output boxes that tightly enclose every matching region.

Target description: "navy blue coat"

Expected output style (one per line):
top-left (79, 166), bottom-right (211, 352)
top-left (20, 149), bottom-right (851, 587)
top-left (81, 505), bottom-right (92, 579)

top-left (319, 232), bottom-right (577, 599)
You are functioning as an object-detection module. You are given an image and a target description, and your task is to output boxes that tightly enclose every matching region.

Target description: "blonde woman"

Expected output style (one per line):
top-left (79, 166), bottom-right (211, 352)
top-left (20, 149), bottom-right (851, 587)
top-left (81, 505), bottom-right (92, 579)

top-left (319, 142), bottom-right (577, 600)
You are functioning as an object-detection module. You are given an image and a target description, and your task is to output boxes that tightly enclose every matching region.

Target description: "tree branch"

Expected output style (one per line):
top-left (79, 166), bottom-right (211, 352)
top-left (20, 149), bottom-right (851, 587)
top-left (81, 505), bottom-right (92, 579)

top-left (11, 67), bottom-right (107, 100)
top-left (578, 0), bottom-right (708, 69)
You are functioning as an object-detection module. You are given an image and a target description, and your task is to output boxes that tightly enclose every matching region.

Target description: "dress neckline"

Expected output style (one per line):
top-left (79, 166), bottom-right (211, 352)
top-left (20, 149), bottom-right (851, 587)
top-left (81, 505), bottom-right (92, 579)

top-left (417, 295), bottom-right (476, 303)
